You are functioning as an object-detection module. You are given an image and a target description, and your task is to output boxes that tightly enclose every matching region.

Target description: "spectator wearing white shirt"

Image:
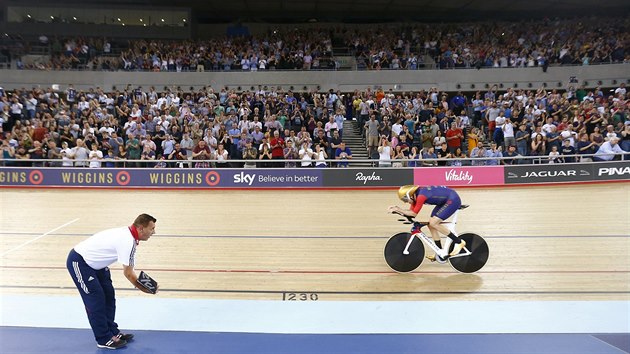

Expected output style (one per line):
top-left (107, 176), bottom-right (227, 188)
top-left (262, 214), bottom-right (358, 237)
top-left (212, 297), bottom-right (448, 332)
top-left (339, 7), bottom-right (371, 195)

top-left (88, 143), bottom-right (103, 168)
top-left (594, 137), bottom-right (625, 161)
top-left (502, 118), bottom-right (516, 148)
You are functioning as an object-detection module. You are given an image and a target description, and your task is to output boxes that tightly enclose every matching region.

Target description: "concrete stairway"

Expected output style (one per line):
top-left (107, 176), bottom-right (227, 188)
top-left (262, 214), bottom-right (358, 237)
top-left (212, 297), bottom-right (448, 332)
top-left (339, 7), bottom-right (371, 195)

top-left (342, 120), bottom-right (371, 166)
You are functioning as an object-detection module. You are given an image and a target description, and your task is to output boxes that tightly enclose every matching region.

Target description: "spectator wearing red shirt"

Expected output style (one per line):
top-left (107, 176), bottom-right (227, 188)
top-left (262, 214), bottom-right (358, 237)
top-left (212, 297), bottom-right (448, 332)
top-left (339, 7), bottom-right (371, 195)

top-left (270, 130), bottom-right (285, 168)
top-left (445, 122), bottom-right (463, 153)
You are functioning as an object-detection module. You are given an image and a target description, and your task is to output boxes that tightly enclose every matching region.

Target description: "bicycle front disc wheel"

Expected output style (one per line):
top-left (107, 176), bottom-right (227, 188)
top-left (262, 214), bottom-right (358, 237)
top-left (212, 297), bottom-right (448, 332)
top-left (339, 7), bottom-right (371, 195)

top-left (384, 232), bottom-right (425, 273)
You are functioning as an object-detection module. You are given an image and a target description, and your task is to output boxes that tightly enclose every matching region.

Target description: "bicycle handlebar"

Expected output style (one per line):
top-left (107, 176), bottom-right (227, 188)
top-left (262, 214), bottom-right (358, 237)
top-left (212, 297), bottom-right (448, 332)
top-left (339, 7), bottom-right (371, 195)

top-left (391, 211), bottom-right (428, 228)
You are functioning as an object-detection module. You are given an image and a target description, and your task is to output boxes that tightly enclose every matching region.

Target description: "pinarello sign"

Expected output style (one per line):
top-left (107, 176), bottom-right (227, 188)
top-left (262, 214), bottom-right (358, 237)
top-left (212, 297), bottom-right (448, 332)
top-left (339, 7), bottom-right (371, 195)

top-left (414, 166), bottom-right (505, 186)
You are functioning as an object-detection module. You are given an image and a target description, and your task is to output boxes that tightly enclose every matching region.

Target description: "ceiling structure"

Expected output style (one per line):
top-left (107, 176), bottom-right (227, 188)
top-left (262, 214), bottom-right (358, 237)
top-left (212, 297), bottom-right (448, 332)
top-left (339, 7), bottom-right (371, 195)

top-left (20, 0), bottom-right (630, 23)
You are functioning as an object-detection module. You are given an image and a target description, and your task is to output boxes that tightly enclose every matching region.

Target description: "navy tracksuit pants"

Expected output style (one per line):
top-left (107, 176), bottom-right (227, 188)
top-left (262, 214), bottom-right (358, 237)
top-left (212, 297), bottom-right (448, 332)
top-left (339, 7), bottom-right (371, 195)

top-left (66, 249), bottom-right (120, 345)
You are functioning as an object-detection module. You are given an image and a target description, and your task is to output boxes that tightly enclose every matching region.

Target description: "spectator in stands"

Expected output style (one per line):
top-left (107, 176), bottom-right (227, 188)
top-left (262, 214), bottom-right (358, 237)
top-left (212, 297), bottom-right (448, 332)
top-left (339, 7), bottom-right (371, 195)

top-left (270, 130), bottom-right (285, 168)
top-left (559, 138), bottom-right (576, 163)
top-left (283, 140), bottom-right (299, 168)
top-left (88, 142), bottom-right (104, 168)
top-left (421, 147), bottom-right (438, 167)
top-left (27, 140), bottom-right (45, 167)
top-left (530, 134), bottom-right (546, 163)
top-left (1, 139), bottom-right (15, 166)
top-left (299, 141), bottom-right (314, 168)
top-left (589, 123), bottom-right (603, 144)
top-left (576, 133), bottom-right (597, 162)
top-left (406, 146), bottom-right (420, 167)
top-left (215, 143), bottom-right (229, 168)
top-left (59, 141), bottom-right (74, 167)
top-left (502, 118), bottom-right (516, 148)
top-left (14, 146), bottom-right (30, 166)
top-left (621, 123), bottom-right (630, 159)
top-left (548, 145), bottom-right (561, 164)
top-left (313, 144), bottom-right (328, 168)
top-left (192, 140), bottom-right (212, 168)
top-left (365, 114), bottom-right (380, 158)
top-left (258, 143), bottom-right (273, 168)
top-left (502, 145), bottom-right (521, 165)
top-left (167, 143), bottom-right (188, 168)
top-left (180, 133), bottom-right (194, 164)
top-left (515, 124), bottom-right (529, 157)
top-left (433, 130), bottom-right (446, 155)
top-left (140, 144), bottom-right (156, 168)
top-left (392, 145), bottom-right (406, 167)
top-left (485, 143), bottom-right (502, 165)
top-left (594, 137), bottom-right (625, 161)
top-left (73, 139), bottom-right (90, 167)
top-left (334, 141), bottom-right (352, 168)
top-left (377, 136), bottom-right (392, 167)
top-left (445, 122), bottom-right (463, 153)
top-left (243, 140), bottom-right (258, 168)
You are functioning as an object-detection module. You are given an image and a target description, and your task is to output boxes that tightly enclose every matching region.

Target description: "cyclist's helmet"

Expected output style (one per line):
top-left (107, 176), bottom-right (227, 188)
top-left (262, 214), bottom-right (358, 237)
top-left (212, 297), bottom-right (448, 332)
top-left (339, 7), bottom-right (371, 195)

top-left (397, 185), bottom-right (419, 203)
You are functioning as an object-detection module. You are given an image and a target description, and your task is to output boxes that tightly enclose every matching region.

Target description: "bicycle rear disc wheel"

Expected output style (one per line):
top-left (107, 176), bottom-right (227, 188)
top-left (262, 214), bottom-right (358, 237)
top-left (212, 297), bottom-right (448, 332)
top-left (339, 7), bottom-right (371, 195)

top-left (384, 232), bottom-right (425, 273)
top-left (448, 233), bottom-right (489, 273)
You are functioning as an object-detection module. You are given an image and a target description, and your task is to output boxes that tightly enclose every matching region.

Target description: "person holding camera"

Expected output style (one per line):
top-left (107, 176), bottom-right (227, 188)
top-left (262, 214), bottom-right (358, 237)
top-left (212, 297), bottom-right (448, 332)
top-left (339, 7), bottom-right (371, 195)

top-left (377, 136), bottom-right (392, 167)
top-left (334, 141), bottom-right (353, 168)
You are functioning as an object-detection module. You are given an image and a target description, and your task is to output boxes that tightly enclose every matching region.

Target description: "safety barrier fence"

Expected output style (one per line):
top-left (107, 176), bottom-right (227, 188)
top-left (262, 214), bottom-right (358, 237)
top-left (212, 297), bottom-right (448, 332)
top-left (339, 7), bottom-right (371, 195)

top-left (0, 161), bottom-right (627, 188)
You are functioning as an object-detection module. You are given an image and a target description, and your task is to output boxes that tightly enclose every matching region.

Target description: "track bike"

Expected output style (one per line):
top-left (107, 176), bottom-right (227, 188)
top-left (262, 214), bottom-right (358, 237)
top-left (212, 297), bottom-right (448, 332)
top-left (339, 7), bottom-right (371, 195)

top-left (384, 205), bottom-right (489, 273)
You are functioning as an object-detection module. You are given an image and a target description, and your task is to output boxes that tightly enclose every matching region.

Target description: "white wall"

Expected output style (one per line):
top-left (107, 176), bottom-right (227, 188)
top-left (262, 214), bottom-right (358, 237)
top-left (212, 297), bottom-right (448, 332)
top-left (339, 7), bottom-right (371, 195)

top-left (1, 63), bottom-right (627, 93)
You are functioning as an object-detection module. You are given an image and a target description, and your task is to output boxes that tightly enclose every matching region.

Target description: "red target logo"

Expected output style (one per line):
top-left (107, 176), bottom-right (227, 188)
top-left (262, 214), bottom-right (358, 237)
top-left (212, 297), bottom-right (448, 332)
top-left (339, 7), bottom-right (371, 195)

top-left (205, 171), bottom-right (220, 186)
top-left (28, 170), bottom-right (43, 185)
top-left (116, 171), bottom-right (131, 186)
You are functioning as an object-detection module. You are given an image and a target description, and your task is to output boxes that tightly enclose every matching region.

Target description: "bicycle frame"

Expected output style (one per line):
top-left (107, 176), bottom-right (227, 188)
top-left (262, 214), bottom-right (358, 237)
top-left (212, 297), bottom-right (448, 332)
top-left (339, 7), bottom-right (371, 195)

top-left (401, 209), bottom-right (471, 259)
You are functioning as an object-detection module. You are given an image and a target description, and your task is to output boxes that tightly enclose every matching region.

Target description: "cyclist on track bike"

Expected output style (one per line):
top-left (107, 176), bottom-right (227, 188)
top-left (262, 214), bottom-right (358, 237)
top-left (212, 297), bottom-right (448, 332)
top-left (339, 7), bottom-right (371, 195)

top-left (388, 185), bottom-right (467, 261)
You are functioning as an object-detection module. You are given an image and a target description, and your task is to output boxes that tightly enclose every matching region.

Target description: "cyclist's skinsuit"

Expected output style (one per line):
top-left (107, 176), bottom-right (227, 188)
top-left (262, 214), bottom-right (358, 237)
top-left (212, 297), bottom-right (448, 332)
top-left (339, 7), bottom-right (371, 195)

top-left (410, 186), bottom-right (461, 220)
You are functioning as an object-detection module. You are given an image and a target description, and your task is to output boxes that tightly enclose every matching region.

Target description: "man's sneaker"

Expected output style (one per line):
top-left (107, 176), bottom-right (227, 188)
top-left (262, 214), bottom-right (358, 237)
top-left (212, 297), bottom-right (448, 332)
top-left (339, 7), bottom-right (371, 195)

top-left (116, 333), bottom-right (134, 342)
top-left (97, 338), bottom-right (127, 350)
top-left (449, 239), bottom-right (467, 256)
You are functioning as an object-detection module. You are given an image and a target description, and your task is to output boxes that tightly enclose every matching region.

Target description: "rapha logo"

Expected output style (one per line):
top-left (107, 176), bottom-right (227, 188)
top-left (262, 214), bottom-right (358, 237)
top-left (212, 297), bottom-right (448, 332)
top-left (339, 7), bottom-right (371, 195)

top-left (445, 169), bottom-right (473, 184)
top-left (355, 172), bottom-right (383, 184)
top-left (233, 172), bottom-right (255, 185)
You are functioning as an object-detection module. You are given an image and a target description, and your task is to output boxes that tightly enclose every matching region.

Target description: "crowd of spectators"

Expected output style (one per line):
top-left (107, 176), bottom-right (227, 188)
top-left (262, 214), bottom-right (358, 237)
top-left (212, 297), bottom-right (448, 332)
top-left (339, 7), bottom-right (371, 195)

top-left (3, 16), bottom-right (628, 71)
top-left (0, 84), bottom-right (354, 168)
top-left (345, 17), bottom-right (629, 70)
top-left (0, 79), bottom-right (628, 168)
top-left (359, 83), bottom-right (629, 166)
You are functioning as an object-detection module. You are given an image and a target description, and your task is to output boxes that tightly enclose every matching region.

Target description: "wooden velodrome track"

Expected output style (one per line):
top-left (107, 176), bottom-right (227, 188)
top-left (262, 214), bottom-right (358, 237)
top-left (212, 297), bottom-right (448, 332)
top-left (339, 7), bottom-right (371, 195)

top-left (0, 183), bottom-right (628, 302)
